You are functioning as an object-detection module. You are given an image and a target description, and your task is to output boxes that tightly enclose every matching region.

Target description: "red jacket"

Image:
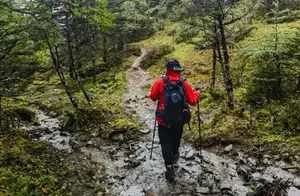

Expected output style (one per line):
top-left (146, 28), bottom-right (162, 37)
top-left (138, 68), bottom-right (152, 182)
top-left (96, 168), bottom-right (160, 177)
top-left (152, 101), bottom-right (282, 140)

top-left (150, 70), bottom-right (200, 125)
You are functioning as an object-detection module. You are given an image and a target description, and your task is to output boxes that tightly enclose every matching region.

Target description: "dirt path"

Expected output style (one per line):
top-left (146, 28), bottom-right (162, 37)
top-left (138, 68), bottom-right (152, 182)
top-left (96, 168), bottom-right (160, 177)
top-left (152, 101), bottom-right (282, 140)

top-left (89, 49), bottom-right (299, 195)
top-left (27, 49), bottom-right (300, 195)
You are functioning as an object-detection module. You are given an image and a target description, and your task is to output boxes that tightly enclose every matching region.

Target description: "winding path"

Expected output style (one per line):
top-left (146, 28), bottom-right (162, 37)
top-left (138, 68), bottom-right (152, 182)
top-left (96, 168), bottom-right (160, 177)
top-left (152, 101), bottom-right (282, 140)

top-left (93, 49), bottom-right (300, 195)
top-left (28, 49), bottom-right (300, 196)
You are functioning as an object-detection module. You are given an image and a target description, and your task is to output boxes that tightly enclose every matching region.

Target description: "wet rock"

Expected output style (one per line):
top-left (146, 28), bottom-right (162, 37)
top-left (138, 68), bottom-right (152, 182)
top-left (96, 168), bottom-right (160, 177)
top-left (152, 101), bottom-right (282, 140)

top-left (139, 129), bottom-right (150, 134)
top-left (32, 132), bottom-right (42, 138)
top-left (87, 140), bottom-right (94, 146)
top-left (69, 139), bottom-right (80, 150)
top-left (247, 157), bottom-right (258, 166)
top-left (184, 151), bottom-right (195, 160)
top-left (60, 132), bottom-right (68, 137)
top-left (224, 144), bottom-right (233, 153)
top-left (273, 155), bottom-right (280, 161)
top-left (282, 153), bottom-right (290, 161)
top-left (294, 178), bottom-right (300, 189)
top-left (44, 128), bottom-right (53, 134)
top-left (96, 192), bottom-right (103, 196)
top-left (187, 178), bottom-right (197, 185)
top-left (145, 191), bottom-right (157, 196)
top-left (196, 187), bottom-right (210, 194)
top-left (220, 182), bottom-right (232, 191)
top-left (237, 163), bottom-right (253, 182)
top-left (60, 140), bottom-right (67, 145)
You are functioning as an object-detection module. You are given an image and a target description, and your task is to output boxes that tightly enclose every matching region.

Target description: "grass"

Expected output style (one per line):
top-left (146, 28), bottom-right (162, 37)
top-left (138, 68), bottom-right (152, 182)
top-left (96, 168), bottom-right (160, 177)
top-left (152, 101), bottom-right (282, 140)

top-left (0, 129), bottom-right (69, 195)
top-left (137, 18), bottom-right (300, 159)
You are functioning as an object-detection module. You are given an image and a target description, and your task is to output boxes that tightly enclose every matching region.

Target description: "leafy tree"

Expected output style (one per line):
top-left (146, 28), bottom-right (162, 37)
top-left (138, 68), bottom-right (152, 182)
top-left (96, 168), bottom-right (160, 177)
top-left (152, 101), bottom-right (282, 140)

top-left (0, 1), bottom-right (43, 129)
top-left (179, 0), bottom-right (259, 109)
top-left (11, 0), bottom-right (115, 109)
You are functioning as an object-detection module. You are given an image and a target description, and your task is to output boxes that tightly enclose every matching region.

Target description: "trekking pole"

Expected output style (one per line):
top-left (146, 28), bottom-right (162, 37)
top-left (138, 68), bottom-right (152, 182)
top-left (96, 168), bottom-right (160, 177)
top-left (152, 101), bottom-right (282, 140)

top-left (197, 100), bottom-right (203, 159)
top-left (150, 101), bottom-right (159, 159)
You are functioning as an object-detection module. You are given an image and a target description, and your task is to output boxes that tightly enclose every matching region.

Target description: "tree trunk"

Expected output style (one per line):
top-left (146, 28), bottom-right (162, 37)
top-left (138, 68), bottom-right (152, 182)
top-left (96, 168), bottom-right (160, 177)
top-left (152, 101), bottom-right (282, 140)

top-left (0, 95), bottom-right (2, 131)
top-left (297, 73), bottom-right (300, 91)
top-left (66, 14), bottom-right (76, 79)
top-left (212, 23), bottom-right (218, 88)
top-left (103, 35), bottom-right (108, 63)
top-left (216, 37), bottom-right (226, 87)
top-left (218, 15), bottom-right (234, 109)
top-left (47, 42), bottom-right (79, 109)
top-left (274, 2), bottom-right (283, 98)
top-left (212, 47), bottom-right (217, 88)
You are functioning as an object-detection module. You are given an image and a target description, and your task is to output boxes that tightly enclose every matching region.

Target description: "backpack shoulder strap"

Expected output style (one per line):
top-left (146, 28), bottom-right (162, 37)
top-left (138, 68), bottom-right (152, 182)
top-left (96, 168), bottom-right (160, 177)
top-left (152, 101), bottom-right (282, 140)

top-left (161, 75), bottom-right (170, 85)
top-left (177, 77), bottom-right (186, 85)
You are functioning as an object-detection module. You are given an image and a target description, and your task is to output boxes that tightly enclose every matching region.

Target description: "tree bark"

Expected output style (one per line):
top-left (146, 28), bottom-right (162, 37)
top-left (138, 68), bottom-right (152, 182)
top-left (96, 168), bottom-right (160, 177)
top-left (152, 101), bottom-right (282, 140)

top-left (103, 35), bottom-right (108, 63)
top-left (297, 73), bottom-right (300, 91)
top-left (66, 14), bottom-right (76, 79)
top-left (212, 46), bottom-right (217, 88)
top-left (0, 95), bottom-right (2, 131)
top-left (47, 41), bottom-right (79, 109)
top-left (212, 23), bottom-right (218, 88)
top-left (217, 14), bottom-right (234, 109)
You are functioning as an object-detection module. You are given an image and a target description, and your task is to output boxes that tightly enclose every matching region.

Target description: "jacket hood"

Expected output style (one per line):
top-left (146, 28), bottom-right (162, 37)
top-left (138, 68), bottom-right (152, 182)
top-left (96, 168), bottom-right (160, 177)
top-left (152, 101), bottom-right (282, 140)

top-left (165, 70), bottom-right (182, 81)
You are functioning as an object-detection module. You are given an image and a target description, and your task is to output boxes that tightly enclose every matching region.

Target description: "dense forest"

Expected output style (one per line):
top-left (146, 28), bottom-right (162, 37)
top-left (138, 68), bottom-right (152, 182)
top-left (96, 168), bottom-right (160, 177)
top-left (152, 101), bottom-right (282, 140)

top-left (0, 0), bottom-right (300, 195)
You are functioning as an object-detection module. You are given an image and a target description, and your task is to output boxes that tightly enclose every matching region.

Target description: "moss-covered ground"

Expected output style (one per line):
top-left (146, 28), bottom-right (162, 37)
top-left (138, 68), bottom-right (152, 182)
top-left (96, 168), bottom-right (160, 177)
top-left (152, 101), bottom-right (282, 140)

top-left (137, 18), bottom-right (300, 163)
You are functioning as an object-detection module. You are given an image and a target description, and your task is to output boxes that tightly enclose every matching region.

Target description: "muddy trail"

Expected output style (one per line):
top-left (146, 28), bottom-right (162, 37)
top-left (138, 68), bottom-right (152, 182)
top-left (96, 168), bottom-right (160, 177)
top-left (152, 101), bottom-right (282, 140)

top-left (26, 49), bottom-right (300, 196)
top-left (84, 49), bottom-right (300, 195)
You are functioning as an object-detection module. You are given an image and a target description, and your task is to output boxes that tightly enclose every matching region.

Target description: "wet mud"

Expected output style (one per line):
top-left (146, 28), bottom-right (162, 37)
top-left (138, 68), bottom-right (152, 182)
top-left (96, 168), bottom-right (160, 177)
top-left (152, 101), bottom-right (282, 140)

top-left (26, 49), bottom-right (300, 196)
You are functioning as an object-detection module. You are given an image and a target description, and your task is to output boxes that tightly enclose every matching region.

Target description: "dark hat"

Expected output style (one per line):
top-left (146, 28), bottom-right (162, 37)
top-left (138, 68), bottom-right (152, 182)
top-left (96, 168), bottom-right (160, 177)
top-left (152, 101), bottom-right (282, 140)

top-left (165, 59), bottom-right (184, 72)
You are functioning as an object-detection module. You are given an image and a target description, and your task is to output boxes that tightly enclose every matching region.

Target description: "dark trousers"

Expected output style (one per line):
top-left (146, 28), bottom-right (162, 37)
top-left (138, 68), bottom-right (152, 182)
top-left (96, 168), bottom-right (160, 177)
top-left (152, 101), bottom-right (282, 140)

top-left (158, 123), bottom-right (184, 166)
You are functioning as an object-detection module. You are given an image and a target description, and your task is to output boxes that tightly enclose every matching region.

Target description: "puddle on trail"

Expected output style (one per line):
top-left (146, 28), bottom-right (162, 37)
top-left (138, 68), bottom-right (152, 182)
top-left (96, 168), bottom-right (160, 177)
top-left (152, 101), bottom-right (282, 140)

top-left (24, 111), bottom-right (71, 151)
top-left (77, 49), bottom-right (300, 196)
top-left (23, 50), bottom-right (300, 196)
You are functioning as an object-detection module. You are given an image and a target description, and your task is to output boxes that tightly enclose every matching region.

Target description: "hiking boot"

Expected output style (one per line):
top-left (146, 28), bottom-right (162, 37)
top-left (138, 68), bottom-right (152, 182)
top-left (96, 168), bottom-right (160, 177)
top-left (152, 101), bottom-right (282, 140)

top-left (165, 165), bottom-right (175, 182)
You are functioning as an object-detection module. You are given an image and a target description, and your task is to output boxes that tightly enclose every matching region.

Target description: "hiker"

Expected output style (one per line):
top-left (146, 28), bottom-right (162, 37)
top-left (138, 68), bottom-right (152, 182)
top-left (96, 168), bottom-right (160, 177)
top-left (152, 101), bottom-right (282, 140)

top-left (149, 59), bottom-right (200, 182)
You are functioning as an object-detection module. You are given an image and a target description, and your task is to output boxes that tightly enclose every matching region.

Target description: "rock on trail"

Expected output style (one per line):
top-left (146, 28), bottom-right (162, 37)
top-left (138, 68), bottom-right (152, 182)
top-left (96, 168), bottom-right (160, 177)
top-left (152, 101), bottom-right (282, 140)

top-left (25, 48), bottom-right (300, 196)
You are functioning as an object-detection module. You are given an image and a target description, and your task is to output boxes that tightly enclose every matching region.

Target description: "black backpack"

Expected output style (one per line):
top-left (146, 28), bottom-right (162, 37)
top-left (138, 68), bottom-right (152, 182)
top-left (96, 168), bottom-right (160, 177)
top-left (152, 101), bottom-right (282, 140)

top-left (156, 75), bottom-right (190, 128)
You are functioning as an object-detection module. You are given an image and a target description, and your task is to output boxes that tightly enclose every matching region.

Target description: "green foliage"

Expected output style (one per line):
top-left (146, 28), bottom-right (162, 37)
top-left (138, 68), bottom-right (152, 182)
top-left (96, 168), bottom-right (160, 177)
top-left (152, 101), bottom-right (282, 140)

top-left (267, 9), bottom-right (300, 23)
top-left (0, 129), bottom-right (67, 195)
top-left (173, 24), bottom-right (199, 43)
top-left (140, 44), bottom-right (174, 69)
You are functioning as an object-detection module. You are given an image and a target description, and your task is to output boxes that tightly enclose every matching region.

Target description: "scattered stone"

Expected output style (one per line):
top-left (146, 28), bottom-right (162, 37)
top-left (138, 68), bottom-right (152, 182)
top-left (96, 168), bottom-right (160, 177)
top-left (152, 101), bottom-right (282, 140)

top-left (247, 157), bottom-right (258, 166)
top-left (44, 128), bottom-right (53, 134)
top-left (145, 191), bottom-right (157, 196)
top-left (282, 153), bottom-right (290, 161)
top-left (220, 182), bottom-right (232, 191)
top-left (274, 155), bottom-right (280, 161)
top-left (231, 150), bottom-right (239, 157)
top-left (139, 129), bottom-right (150, 134)
top-left (60, 140), bottom-right (67, 145)
top-left (87, 140), bottom-right (94, 146)
top-left (196, 187), bottom-right (210, 194)
top-left (294, 155), bottom-right (300, 162)
top-left (69, 140), bottom-right (80, 150)
top-left (224, 144), bottom-right (233, 153)
top-left (294, 178), bottom-right (300, 189)
top-left (236, 164), bottom-right (253, 182)
top-left (263, 154), bottom-right (271, 159)
top-left (187, 178), bottom-right (197, 185)
top-left (184, 151), bottom-right (195, 160)
top-left (96, 191), bottom-right (103, 196)
top-left (60, 132), bottom-right (68, 136)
